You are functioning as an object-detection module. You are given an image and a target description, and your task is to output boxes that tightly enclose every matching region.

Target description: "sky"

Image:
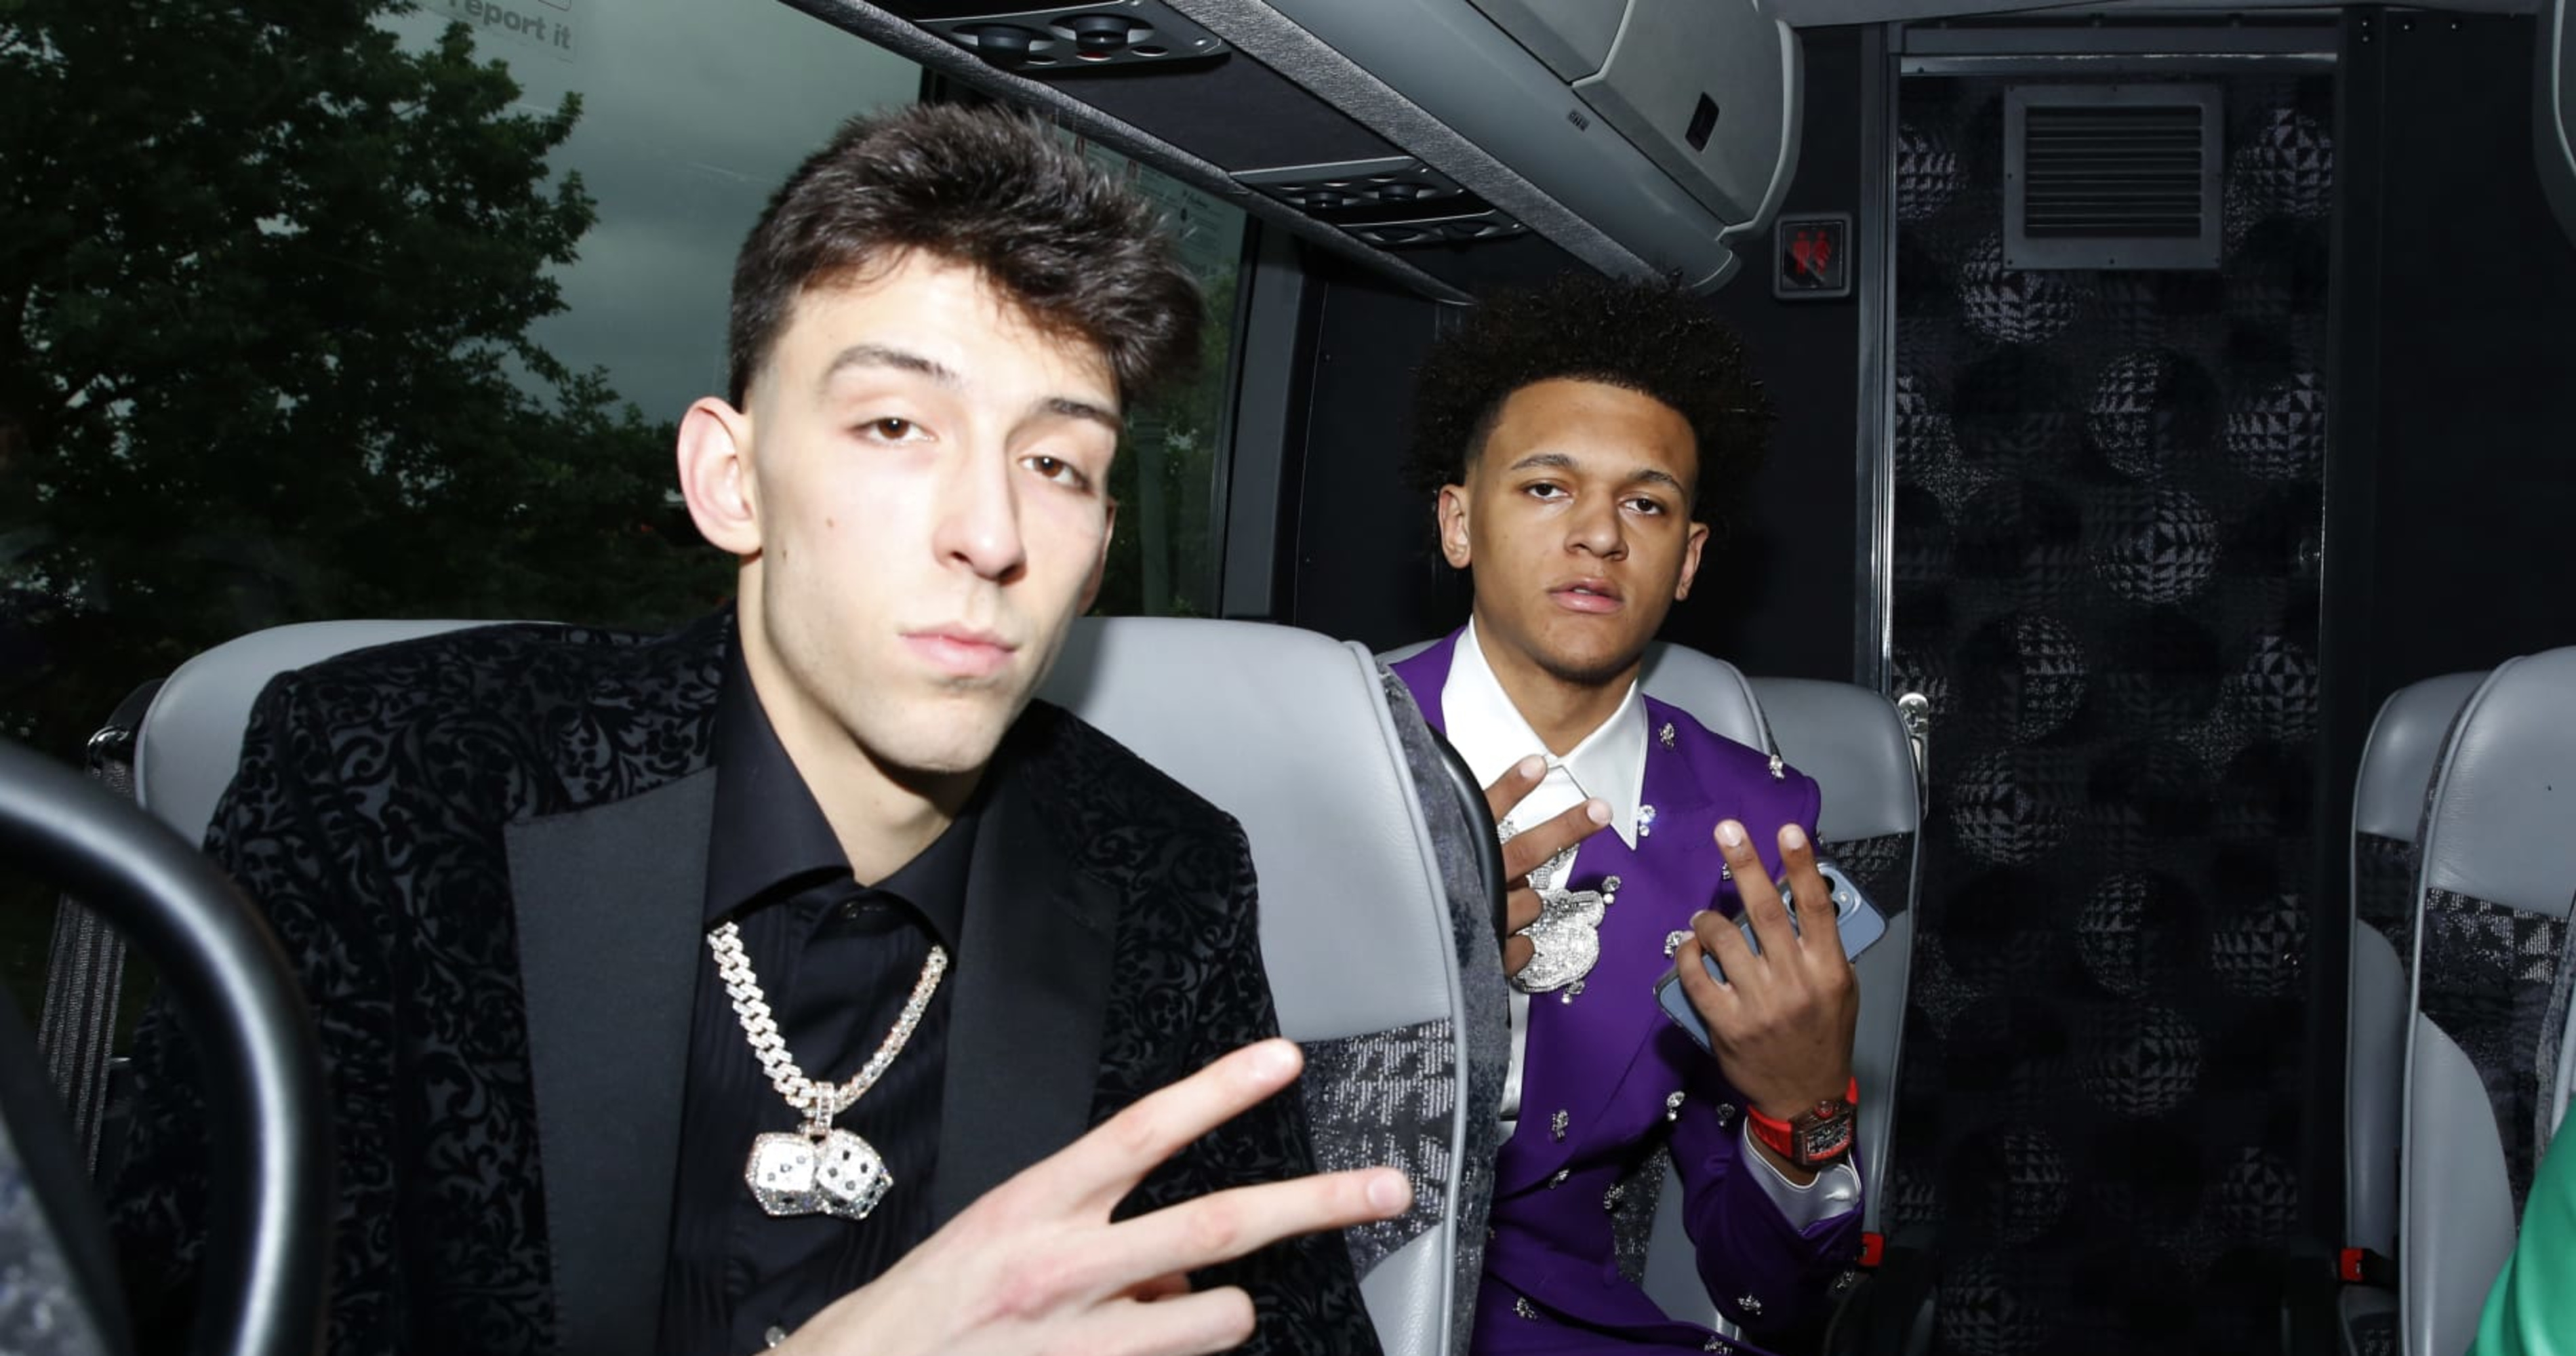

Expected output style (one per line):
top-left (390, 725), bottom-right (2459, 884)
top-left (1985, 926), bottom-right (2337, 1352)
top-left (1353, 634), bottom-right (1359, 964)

top-left (383, 0), bottom-right (924, 424)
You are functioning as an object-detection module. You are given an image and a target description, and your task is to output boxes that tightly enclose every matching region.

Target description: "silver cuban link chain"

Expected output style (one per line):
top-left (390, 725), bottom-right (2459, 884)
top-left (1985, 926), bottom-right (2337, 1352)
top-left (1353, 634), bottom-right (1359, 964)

top-left (707, 921), bottom-right (947, 1221)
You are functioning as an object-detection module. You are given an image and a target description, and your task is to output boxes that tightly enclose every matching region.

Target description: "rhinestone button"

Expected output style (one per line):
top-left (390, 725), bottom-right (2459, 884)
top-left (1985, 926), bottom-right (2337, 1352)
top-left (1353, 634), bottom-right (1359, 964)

top-left (1514, 1296), bottom-right (1539, 1320)
top-left (1666, 1090), bottom-right (1687, 1121)
top-left (1550, 1109), bottom-right (1569, 1141)
top-left (764, 1325), bottom-right (789, 1349)
top-left (1715, 1102), bottom-right (1739, 1126)
top-left (1550, 1168), bottom-right (1570, 1188)
top-left (1737, 1293), bottom-right (1764, 1317)
top-left (1665, 929), bottom-right (1690, 957)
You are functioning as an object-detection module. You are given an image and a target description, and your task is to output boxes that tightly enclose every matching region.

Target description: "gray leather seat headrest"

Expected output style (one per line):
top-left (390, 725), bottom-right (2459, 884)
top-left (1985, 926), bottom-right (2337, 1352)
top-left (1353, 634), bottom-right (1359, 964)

top-left (137, 619), bottom-right (488, 845)
top-left (2354, 672), bottom-right (2485, 845)
top-left (2419, 650), bottom-right (2576, 918)
top-left (1745, 677), bottom-right (1920, 843)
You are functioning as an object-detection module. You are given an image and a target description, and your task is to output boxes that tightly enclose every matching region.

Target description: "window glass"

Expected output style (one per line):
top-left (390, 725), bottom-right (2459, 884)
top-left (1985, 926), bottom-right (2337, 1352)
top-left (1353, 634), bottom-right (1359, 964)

top-left (1, 0), bottom-right (1243, 1024)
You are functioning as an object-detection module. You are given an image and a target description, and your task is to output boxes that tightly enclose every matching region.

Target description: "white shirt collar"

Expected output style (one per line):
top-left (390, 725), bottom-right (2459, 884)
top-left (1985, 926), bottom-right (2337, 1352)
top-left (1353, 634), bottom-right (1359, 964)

top-left (1438, 618), bottom-right (1648, 851)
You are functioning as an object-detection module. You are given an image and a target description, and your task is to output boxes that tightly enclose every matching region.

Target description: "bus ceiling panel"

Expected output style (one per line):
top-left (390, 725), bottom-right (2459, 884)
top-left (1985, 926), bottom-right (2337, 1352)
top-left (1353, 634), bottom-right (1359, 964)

top-left (783, 0), bottom-right (1476, 302)
top-left (1184, 0), bottom-right (1802, 290)
top-left (1797, 0), bottom-right (2529, 22)
top-left (1041, 47), bottom-right (1401, 169)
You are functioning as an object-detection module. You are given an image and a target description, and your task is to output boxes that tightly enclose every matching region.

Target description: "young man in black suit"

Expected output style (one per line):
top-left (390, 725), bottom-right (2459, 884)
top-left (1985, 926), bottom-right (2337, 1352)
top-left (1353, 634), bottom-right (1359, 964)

top-left (110, 104), bottom-right (1404, 1356)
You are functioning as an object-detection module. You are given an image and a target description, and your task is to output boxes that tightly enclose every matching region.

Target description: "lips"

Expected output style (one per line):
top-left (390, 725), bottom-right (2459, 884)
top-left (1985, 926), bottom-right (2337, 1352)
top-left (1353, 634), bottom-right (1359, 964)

top-left (902, 626), bottom-right (1018, 679)
top-left (1548, 578), bottom-right (1624, 615)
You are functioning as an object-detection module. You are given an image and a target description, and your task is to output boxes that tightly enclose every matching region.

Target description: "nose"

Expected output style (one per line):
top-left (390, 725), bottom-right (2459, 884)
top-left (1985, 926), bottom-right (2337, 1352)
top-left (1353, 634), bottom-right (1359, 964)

top-left (1566, 492), bottom-right (1626, 560)
top-left (931, 444), bottom-right (1028, 582)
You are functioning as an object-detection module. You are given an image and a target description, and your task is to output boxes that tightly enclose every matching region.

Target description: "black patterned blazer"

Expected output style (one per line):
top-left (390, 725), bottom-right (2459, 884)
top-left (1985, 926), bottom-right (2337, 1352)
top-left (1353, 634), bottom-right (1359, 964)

top-left (108, 611), bottom-right (1380, 1356)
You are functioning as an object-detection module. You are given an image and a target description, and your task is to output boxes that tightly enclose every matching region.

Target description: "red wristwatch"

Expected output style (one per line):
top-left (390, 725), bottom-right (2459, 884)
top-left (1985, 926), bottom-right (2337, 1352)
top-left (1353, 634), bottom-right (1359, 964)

top-left (1745, 1078), bottom-right (1858, 1170)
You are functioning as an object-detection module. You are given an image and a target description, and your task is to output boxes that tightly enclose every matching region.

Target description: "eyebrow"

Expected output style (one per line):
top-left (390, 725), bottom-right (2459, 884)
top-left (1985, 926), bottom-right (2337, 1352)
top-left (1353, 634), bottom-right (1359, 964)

top-left (821, 342), bottom-right (1123, 435)
top-left (1504, 450), bottom-right (1687, 495)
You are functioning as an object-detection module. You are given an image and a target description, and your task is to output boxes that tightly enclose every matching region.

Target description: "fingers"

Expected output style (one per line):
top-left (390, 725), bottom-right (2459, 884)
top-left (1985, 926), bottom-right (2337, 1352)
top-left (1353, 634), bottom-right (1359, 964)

top-left (1501, 797), bottom-right (1611, 883)
top-left (1482, 755), bottom-right (1546, 825)
top-left (1502, 933), bottom-right (1535, 977)
top-left (1039, 1040), bottom-right (1306, 1215)
top-left (1102, 1168), bottom-right (1411, 1300)
top-left (1775, 823), bottom-right (1845, 960)
top-left (1714, 820), bottom-right (1798, 961)
top-left (1074, 1286), bottom-right (1257, 1356)
top-left (1671, 934), bottom-right (1733, 1026)
top-left (1125, 1271), bottom-right (1194, 1303)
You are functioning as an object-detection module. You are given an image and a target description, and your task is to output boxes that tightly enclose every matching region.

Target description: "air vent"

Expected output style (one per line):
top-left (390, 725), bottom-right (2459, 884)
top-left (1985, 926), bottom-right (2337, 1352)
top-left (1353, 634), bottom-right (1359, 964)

top-left (2005, 85), bottom-right (2221, 271)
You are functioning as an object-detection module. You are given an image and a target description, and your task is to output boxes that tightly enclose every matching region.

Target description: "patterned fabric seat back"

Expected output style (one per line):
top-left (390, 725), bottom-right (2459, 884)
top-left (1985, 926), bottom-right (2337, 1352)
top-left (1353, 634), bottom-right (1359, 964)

top-left (2340, 673), bottom-right (2482, 1356)
top-left (2400, 648), bottom-right (2576, 1356)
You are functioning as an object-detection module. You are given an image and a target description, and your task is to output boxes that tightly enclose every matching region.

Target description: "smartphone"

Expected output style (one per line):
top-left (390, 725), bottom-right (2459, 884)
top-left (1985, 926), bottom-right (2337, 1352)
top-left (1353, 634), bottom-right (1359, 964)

top-left (1654, 859), bottom-right (1887, 1054)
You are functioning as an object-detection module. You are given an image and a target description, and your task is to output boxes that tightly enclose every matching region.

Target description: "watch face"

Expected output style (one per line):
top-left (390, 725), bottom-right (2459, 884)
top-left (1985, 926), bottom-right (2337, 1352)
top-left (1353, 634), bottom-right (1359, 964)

top-left (1796, 1115), bottom-right (1855, 1163)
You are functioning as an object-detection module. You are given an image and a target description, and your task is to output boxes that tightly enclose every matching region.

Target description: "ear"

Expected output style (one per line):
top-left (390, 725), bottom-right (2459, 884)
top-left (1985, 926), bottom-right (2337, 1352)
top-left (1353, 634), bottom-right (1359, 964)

top-left (1077, 496), bottom-right (1120, 614)
top-left (1435, 484), bottom-right (1474, 570)
top-left (677, 397), bottom-right (761, 557)
top-left (1673, 519), bottom-right (1712, 600)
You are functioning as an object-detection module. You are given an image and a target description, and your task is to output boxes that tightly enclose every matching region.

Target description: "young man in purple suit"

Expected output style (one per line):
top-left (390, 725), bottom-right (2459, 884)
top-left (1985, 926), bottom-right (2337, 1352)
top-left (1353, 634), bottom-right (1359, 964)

top-left (1387, 276), bottom-right (1866, 1354)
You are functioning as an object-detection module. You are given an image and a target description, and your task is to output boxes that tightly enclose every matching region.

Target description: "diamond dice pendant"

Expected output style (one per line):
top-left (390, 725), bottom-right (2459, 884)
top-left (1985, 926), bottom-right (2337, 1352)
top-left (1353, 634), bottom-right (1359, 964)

top-left (746, 1123), bottom-right (891, 1220)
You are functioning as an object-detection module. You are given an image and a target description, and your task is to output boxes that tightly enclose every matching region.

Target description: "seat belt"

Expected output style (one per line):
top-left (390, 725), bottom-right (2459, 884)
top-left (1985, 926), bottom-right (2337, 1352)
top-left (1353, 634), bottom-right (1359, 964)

top-left (35, 679), bottom-right (161, 1175)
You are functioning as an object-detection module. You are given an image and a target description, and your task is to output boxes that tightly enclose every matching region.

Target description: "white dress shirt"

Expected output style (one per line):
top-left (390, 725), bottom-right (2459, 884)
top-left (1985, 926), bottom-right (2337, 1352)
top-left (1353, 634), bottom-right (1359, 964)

top-left (1438, 620), bottom-right (1861, 1224)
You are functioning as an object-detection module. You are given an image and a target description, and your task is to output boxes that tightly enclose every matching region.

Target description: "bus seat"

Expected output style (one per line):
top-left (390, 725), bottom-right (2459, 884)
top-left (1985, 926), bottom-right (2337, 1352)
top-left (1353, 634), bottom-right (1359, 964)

top-left (122, 616), bottom-right (1506, 1356)
top-left (2401, 648), bottom-right (2576, 1356)
top-left (2341, 671), bottom-right (2484, 1352)
top-left (136, 620), bottom-right (487, 850)
top-left (1043, 618), bottom-right (1508, 1356)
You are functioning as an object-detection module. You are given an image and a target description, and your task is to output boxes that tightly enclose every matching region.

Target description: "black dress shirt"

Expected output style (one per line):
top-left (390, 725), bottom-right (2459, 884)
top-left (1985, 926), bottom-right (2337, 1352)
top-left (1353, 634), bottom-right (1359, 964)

top-left (658, 649), bottom-right (982, 1356)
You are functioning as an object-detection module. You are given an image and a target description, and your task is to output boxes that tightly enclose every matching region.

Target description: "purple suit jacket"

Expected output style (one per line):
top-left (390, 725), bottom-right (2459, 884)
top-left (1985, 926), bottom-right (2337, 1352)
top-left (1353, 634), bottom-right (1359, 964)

top-left (1392, 632), bottom-right (1865, 1355)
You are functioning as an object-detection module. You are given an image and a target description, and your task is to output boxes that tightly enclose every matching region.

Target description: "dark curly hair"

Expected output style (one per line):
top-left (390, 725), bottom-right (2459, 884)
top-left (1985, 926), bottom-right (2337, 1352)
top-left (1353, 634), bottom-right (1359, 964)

top-left (727, 104), bottom-right (1202, 409)
top-left (1405, 273), bottom-right (1772, 516)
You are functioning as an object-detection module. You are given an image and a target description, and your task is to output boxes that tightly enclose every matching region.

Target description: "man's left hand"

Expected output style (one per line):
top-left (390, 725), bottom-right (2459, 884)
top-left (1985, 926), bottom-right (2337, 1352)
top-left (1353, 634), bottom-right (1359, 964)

top-left (1671, 819), bottom-right (1858, 1180)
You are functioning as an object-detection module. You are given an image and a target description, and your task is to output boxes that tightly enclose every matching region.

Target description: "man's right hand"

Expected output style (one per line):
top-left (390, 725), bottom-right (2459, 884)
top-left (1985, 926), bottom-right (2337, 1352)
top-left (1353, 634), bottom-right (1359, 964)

top-left (778, 1039), bottom-right (1410, 1356)
top-left (1483, 754), bottom-right (1614, 978)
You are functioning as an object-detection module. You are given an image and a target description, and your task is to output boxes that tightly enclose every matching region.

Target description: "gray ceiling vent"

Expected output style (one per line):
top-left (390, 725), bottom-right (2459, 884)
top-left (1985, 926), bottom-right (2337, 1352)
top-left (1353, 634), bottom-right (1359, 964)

top-left (2005, 83), bottom-right (2221, 271)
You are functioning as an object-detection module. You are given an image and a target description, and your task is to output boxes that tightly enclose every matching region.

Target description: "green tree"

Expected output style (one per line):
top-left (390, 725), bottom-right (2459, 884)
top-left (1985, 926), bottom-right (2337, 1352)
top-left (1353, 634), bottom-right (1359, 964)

top-left (0, 0), bottom-right (728, 1018)
top-left (0, 0), bottom-right (727, 763)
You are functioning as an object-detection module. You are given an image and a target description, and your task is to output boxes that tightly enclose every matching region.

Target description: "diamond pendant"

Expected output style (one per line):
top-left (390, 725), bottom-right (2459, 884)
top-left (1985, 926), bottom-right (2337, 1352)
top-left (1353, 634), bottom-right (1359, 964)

top-left (746, 1125), bottom-right (891, 1220)
top-left (1512, 885), bottom-right (1607, 994)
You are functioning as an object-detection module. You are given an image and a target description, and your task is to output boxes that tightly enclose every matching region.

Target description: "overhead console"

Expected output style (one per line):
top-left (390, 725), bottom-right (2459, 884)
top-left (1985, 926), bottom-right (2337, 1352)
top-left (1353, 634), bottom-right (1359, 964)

top-left (783, 0), bottom-right (1806, 298)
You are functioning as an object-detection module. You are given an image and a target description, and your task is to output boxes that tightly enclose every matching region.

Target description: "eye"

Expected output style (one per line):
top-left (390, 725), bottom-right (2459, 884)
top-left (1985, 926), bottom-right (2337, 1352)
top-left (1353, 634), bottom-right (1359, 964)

top-left (860, 417), bottom-right (925, 442)
top-left (1522, 481), bottom-right (1567, 501)
top-left (1024, 453), bottom-right (1093, 492)
top-left (1626, 496), bottom-right (1668, 516)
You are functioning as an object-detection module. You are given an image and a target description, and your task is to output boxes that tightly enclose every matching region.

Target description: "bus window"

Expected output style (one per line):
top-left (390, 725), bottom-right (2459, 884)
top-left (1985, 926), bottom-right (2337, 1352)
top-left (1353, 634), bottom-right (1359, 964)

top-left (0, 0), bottom-right (1243, 1026)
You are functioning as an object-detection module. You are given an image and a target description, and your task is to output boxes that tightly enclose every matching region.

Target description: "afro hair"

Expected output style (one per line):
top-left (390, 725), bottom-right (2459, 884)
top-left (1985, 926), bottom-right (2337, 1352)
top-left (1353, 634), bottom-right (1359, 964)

top-left (1404, 273), bottom-right (1773, 522)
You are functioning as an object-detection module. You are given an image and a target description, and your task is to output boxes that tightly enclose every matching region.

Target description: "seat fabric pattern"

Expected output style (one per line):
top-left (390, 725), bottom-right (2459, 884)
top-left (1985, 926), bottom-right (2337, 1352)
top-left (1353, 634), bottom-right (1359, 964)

top-left (2346, 1307), bottom-right (2397, 1356)
top-left (2356, 832), bottom-right (2417, 980)
top-left (1607, 1142), bottom-right (1672, 1284)
top-left (1284, 673), bottom-right (1507, 1353)
top-left (2416, 888), bottom-right (2569, 1212)
top-left (0, 1110), bottom-right (111, 1356)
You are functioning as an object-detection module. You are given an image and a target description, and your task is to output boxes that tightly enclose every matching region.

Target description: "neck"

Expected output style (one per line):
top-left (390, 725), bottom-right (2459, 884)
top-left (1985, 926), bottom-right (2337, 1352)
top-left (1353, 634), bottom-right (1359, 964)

top-left (740, 633), bottom-right (979, 885)
top-left (1468, 616), bottom-right (1639, 757)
